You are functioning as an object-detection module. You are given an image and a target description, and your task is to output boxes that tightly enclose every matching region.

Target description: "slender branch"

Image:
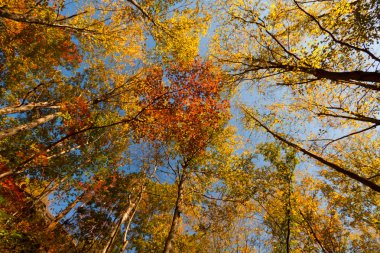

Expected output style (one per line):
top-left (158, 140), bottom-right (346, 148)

top-left (0, 8), bottom-right (101, 34)
top-left (293, 0), bottom-right (380, 62)
top-left (201, 193), bottom-right (247, 203)
top-left (317, 112), bottom-right (380, 125)
top-left (55, 11), bottom-right (88, 22)
top-left (322, 124), bottom-right (378, 150)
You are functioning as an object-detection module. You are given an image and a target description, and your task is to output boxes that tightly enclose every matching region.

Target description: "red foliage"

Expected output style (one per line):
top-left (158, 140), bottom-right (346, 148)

top-left (61, 96), bottom-right (91, 135)
top-left (138, 59), bottom-right (230, 156)
top-left (0, 163), bottom-right (25, 203)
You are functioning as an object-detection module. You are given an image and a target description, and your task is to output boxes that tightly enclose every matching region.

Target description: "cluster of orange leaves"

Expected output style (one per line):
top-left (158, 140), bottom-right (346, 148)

top-left (61, 96), bottom-right (91, 136)
top-left (138, 59), bottom-right (230, 155)
top-left (0, 163), bottom-right (25, 203)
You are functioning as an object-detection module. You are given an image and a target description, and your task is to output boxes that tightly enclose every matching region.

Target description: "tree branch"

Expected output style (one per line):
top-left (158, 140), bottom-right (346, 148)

top-left (242, 107), bottom-right (380, 192)
top-left (293, 0), bottom-right (380, 62)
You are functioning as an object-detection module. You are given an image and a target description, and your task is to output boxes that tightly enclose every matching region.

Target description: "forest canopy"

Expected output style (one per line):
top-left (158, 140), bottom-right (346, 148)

top-left (0, 0), bottom-right (379, 252)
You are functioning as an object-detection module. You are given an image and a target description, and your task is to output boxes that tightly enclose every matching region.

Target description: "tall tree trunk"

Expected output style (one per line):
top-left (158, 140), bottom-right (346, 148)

top-left (118, 190), bottom-right (144, 253)
top-left (102, 202), bottom-right (137, 253)
top-left (299, 67), bottom-right (380, 85)
top-left (0, 170), bottom-right (13, 180)
top-left (0, 102), bottom-right (59, 115)
top-left (104, 167), bottom-right (156, 253)
top-left (0, 112), bottom-right (60, 140)
top-left (47, 191), bottom-right (90, 231)
top-left (46, 144), bottom-right (82, 160)
top-left (285, 169), bottom-right (292, 253)
top-left (299, 210), bottom-right (329, 253)
top-left (0, 8), bottom-right (88, 32)
top-left (163, 175), bottom-right (185, 253)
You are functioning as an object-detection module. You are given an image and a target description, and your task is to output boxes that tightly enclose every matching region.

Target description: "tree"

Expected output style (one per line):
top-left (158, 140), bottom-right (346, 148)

top-left (216, 141), bottom-right (379, 252)
top-left (135, 59), bottom-right (231, 252)
top-left (2, 0), bottom-right (379, 251)
top-left (0, 0), bottom-right (211, 180)
top-left (0, 0), bottom-right (218, 251)
top-left (212, 0), bottom-right (380, 192)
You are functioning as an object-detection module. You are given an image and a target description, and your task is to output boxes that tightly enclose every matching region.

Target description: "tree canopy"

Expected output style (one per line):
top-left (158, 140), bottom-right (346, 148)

top-left (0, 0), bottom-right (379, 252)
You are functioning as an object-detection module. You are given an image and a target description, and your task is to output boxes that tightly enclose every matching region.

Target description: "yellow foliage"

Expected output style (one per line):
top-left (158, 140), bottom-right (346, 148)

top-left (153, 9), bottom-right (210, 65)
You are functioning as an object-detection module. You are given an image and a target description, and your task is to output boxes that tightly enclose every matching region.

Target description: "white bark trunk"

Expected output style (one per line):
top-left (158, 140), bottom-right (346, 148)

top-left (0, 102), bottom-right (59, 115)
top-left (0, 112), bottom-right (60, 140)
top-left (47, 191), bottom-right (91, 231)
top-left (102, 204), bottom-right (136, 253)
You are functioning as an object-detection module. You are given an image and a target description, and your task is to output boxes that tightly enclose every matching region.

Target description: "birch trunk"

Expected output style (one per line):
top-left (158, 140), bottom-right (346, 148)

top-left (0, 112), bottom-right (61, 140)
top-left (102, 203), bottom-right (136, 253)
top-left (0, 102), bottom-right (59, 115)
top-left (47, 191), bottom-right (90, 231)
top-left (118, 191), bottom-right (144, 253)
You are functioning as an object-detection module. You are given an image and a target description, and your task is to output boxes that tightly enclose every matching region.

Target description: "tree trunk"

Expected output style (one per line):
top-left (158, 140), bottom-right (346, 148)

top-left (0, 8), bottom-right (96, 34)
top-left (0, 112), bottom-right (60, 140)
top-left (299, 210), bottom-right (329, 253)
top-left (296, 66), bottom-right (380, 87)
top-left (285, 171), bottom-right (292, 253)
top-left (0, 170), bottom-right (13, 180)
top-left (47, 191), bottom-right (89, 231)
top-left (117, 211), bottom-right (135, 253)
top-left (0, 102), bottom-right (59, 115)
top-left (47, 144), bottom-right (82, 160)
top-left (102, 203), bottom-right (136, 253)
top-left (118, 189), bottom-right (144, 253)
top-left (103, 165), bottom-right (157, 253)
top-left (270, 62), bottom-right (380, 89)
top-left (163, 175), bottom-right (185, 253)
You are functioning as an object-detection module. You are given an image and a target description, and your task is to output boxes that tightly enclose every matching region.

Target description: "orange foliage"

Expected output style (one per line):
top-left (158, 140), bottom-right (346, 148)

top-left (0, 163), bottom-right (25, 203)
top-left (138, 59), bottom-right (230, 155)
top-left (61, 96), bottom-right (91, 135)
